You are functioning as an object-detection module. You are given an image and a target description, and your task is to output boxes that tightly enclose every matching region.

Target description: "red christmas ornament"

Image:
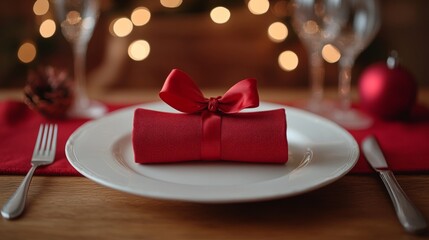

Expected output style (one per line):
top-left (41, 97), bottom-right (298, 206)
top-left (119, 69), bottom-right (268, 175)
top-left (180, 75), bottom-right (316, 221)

top-left (358, 52), bottom-right (417, 120)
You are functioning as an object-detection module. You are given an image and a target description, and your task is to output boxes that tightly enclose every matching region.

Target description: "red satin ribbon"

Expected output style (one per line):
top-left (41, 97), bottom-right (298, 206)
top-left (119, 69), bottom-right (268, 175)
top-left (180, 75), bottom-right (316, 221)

top-left (159, 69), bottom-right (259, 160)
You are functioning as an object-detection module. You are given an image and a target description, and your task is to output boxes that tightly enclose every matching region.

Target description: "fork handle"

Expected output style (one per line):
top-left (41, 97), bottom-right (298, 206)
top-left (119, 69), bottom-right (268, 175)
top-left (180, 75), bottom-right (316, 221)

top-left (379, 170), bottom-right (428, 233)
top-left (1, 165), bottom-right (38, 219)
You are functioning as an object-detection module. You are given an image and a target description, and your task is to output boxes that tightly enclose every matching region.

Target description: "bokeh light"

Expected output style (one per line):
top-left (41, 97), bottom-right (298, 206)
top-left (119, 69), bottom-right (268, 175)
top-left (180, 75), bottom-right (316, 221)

top-left (17, 42), bottom-right (37, 63)
top-left (39, 19), bottom-right (56, 38)
top-left (33, 0), bottom-right (49, 16)
top-left (131, 7), bottom-right (151, 26)
top-left (322, 44), bottom-right (341, 63)
top-left (66, 11), bottom-right (82, 25)
top-left (210, 6), bottom-right (231, 24)
top-left (160, 0), bottom-right (182, 8)
top-left (303, 20), bottom-right (319, 34)
top-left (278, 50), bottom-right (299, 71)
top-left (247, 0), bottom-right (270, 15)
top-left (268, 22), bottom-right (288, 42)
top-left (111, 17), bottom-right (133, 37)
top-left (128, 40), bottom-right (150, 61)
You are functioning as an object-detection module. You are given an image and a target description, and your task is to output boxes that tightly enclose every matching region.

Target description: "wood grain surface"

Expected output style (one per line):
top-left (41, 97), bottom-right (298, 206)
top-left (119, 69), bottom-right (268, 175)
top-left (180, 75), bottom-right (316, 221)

top-left (1, 175), bottom-right (428, 239)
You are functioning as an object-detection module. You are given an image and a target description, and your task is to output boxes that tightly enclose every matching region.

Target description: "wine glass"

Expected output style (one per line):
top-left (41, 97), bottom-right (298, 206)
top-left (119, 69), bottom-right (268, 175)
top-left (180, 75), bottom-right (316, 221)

top-left (291, 0), bottom-right (343, 113)
top-left (330, 0), bottom-right (381, 129)
top-left (52, 0), bottom-right (106, 118)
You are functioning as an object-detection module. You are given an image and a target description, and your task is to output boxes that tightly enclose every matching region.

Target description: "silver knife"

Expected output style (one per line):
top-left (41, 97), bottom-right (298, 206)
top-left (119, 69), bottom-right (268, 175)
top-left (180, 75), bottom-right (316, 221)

top-left (362, 135), bottom-right (427, 234)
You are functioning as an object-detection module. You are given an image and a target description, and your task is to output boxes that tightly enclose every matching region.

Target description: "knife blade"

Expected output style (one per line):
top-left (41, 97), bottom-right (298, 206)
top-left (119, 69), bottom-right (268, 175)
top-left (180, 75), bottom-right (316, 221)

top-left (362, 135), bottom-right (427, 234)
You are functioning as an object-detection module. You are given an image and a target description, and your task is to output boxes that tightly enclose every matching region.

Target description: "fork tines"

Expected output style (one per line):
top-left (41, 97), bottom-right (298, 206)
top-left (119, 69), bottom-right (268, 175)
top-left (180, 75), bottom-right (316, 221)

top-left (33, 124), bottom-right (58, 161)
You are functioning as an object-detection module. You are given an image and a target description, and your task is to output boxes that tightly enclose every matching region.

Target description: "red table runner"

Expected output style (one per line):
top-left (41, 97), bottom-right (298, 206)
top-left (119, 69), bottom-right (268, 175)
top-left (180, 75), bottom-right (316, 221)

top-left (0, 100), bottom-right (428, 176)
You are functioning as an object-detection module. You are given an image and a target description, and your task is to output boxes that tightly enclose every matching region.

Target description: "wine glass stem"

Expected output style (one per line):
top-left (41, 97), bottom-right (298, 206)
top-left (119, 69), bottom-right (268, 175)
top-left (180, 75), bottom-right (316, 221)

top-left (73, 42), bottom-right (90, 107)
top-left (309, 50), bottom-right (324, 105)
top-left (338, 61), bottom-right (353, 111)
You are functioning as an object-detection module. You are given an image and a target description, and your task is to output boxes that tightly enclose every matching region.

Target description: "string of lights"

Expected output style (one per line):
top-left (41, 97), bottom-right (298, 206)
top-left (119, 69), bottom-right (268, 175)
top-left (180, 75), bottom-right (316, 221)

top-left (20, 0), bottom-right (342, 73)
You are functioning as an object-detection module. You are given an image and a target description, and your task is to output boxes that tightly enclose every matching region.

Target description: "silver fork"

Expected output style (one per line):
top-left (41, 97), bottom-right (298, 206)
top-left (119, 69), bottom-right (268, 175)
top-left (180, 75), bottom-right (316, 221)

top-left (1, 124), bottom-right (58, 219)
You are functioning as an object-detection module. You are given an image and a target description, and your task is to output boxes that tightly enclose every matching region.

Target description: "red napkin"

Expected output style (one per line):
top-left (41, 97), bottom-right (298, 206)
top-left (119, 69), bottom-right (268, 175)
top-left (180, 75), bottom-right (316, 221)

top-left (133, 108), bottom-right (288, 163)
top-left (132, 69), bottom-right (289, 164)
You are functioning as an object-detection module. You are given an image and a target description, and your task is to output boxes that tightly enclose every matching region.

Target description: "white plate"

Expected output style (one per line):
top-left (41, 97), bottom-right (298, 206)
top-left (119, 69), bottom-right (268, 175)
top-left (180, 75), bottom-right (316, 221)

top-left (66, 101), bottom-right (359, 203)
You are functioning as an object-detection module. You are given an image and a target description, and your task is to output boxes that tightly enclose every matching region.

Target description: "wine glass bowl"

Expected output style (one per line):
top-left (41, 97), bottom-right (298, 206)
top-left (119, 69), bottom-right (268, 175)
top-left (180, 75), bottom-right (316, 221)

top-left (59, 6), bottom-right (97, 44)
top-left (52, 0), bottom-right (106, 118)
top-left (292, 0), bottom-right (342, 47)
top-left (332, 0), bottom-right (381, 60)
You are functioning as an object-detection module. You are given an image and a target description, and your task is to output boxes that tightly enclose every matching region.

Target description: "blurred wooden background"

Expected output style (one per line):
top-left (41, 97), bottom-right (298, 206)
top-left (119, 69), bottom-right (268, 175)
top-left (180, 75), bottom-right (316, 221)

top-left (0, 0), bottom-right (428, 91)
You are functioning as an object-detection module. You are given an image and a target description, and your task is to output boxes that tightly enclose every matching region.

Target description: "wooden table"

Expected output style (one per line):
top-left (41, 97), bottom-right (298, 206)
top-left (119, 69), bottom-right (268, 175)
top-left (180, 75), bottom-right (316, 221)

top-left (1, 88), bottom-right (428, 239)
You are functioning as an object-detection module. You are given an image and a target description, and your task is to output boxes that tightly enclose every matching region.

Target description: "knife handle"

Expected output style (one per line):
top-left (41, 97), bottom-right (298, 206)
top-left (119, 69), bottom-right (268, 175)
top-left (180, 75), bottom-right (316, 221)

top-left (379, 170), bottom-right (427, 233)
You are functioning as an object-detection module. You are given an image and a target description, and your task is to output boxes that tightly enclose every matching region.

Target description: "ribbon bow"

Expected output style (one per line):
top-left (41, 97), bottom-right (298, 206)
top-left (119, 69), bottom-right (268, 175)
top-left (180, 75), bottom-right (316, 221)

top-left (159, 69), bottom-right (259, 114)
top-left (159, 69), bottom-right (260, 160)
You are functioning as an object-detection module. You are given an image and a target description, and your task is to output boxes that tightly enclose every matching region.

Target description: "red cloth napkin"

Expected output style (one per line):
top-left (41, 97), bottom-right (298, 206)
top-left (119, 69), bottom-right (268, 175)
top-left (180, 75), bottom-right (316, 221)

top-left (133, 108), bottom-right (288, 163)
top-left (132, 69), bottom-right (288, 164)
top-left (1, 100), bottom-right (429, 175)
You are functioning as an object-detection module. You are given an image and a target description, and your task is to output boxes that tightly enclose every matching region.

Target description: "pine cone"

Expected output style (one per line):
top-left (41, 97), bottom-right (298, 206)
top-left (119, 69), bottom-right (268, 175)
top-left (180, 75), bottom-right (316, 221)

top-left (24, 66), bottom-right (74, 118)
